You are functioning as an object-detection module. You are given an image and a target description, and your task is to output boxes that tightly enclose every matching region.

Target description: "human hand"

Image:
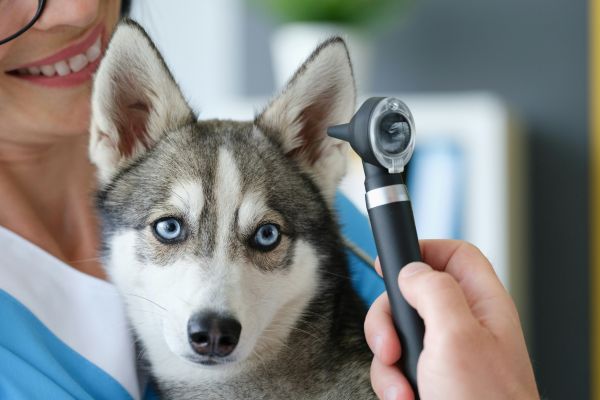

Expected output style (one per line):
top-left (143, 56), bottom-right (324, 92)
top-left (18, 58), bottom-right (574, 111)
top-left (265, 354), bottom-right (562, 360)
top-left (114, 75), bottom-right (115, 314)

top-left (364, 240), bottom-right (539, 400)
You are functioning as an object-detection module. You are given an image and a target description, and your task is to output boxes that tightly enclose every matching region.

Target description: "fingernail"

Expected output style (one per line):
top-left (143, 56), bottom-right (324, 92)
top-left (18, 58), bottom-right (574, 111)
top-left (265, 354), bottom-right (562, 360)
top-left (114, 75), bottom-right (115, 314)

top-left (384, 386), bottom-right (399, 400)
top-left (374, 335), bottom-right (383, 356)
top-left (400, 262), bottom-right (430, 278)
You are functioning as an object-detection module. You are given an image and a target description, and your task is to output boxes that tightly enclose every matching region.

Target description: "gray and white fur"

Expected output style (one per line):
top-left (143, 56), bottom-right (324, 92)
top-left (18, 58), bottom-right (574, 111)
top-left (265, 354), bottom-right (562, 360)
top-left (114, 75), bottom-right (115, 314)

top-left (90, 19), bottom-right (376, 399)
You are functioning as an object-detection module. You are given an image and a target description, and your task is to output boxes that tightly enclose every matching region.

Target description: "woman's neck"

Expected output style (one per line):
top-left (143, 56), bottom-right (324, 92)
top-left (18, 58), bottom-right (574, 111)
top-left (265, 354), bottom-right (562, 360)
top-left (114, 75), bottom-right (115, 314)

top-left (0, 134), bottom-right (106, 279)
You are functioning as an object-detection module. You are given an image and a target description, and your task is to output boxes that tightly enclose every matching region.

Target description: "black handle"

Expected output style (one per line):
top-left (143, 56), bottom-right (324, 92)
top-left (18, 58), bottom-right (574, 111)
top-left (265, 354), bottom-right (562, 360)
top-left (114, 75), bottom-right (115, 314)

top-left (367, 199), bottom-right (424, 397)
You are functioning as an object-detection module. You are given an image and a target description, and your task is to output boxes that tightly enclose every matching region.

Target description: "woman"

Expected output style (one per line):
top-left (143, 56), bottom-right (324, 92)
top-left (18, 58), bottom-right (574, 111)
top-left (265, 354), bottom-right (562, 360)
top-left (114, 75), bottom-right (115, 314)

top-left (0, 1), bottom-right (143, 399)
top-left (0, 1), bottom-right (538, 399)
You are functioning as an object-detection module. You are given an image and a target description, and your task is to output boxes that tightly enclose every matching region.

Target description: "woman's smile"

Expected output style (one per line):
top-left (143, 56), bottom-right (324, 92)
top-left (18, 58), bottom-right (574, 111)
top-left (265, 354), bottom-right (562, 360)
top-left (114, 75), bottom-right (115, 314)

top-left (0, 0), bottom-right (121, 141)
top-left (5, 23), bottom-right (105, 88)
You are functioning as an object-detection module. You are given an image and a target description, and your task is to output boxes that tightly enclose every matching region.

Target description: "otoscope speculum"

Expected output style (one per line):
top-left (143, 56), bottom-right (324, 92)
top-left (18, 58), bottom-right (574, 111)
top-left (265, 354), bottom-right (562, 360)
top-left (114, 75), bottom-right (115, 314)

top-left (369, 98), bottom-right (415, 174)
top-left (327, 97), bottom-right (416, 174)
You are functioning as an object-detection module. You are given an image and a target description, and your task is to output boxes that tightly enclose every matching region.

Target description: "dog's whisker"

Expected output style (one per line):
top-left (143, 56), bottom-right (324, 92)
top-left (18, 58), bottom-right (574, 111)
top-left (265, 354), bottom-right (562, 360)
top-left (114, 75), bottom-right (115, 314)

top-left (298, 310), bottom-right (331, 320)
top-left (265, 322), bottom-right (323, 342)
top-left (126, 308), bottom-right (167, 319)
top-left (250, 347), bottom-right (269, 366)
top-left (137, 345), bottom-right (148, 361)
top-left (319, 270), bottom-right (352, 281)
top-left (256, 334), bottom-right (293, 353)
top-left (123, 292), bottom-right (169, 311)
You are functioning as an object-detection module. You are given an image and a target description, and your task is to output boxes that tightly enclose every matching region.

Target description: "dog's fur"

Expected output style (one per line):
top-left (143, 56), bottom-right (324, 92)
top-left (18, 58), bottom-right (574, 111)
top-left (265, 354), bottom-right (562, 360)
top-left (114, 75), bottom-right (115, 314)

top-left (90, 20), bottom-right (376, 399)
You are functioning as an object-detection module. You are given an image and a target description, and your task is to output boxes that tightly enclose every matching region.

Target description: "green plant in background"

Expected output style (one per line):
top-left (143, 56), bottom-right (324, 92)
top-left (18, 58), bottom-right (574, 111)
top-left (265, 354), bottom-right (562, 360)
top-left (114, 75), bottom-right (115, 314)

top-left (253, 0), bottom-right (408, 28)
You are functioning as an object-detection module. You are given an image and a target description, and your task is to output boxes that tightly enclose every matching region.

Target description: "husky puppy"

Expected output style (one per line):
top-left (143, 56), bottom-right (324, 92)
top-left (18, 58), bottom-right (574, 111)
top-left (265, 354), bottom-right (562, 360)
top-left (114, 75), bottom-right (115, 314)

top-left (90, 20), bottom-right (376, 399)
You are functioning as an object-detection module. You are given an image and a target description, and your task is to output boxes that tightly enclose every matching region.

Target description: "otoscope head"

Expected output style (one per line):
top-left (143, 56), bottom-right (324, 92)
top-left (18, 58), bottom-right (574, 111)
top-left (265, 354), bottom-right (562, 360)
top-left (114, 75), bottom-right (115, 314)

top-left (328, 97), bottom-right (415, 174)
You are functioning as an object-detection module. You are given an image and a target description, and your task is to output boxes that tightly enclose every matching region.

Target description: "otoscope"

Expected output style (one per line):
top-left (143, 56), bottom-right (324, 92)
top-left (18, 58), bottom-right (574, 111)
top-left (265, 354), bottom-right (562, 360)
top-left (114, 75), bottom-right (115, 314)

top-left (328, 97), bottom-right (424, 397)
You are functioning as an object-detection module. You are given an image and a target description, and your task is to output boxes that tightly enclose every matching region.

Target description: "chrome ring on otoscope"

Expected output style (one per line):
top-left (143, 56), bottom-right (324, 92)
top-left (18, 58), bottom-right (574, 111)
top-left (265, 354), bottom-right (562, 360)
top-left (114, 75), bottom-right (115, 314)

top-left (365, 184), bottom-right (410, 209)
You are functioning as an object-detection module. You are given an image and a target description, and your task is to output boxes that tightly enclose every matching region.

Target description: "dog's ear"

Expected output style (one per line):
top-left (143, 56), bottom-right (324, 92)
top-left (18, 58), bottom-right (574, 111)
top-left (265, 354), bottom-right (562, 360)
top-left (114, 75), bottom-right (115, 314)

top-left (89, 20), bottom-right (194, 185)
top-left (255, 37), bottom-right (356, 203)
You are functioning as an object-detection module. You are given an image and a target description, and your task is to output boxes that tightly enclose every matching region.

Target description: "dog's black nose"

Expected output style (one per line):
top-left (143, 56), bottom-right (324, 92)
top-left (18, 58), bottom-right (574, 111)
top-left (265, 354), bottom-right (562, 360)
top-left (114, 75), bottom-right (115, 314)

top-left (187, 312), bottom-right (242, 358)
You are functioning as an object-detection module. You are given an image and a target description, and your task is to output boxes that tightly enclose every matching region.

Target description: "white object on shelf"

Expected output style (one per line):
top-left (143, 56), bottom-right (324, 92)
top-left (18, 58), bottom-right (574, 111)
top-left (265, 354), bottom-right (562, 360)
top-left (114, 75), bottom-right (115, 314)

top-left (271, 23), bottom-right (372, 93)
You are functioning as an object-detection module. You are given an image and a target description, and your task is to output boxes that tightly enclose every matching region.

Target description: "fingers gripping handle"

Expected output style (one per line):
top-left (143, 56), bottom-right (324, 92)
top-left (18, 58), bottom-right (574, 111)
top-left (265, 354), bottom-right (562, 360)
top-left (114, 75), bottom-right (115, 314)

top-left (367, 192), bottom-right (425, 397)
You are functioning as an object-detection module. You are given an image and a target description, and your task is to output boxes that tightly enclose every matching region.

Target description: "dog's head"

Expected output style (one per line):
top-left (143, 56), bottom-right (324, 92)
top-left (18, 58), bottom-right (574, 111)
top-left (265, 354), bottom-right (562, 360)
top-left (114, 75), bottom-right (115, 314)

top-left (90, 20), bottom-right (355, 381)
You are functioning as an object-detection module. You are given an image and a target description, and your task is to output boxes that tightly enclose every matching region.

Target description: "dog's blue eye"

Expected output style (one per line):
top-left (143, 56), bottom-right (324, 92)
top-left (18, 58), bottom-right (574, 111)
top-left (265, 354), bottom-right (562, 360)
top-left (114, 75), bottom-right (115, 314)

top-left (154, 218), bottom-right (184, 242)
top-left (252, 223), bottom-right (281, 251)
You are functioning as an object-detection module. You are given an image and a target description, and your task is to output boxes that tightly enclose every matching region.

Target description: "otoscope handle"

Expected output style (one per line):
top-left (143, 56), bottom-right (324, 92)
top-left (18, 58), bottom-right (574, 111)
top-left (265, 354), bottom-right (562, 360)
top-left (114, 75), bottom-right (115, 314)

top-left (364, 166), bottom-right (425, 398)
top-left (368, 199), bottom-right (424, 392)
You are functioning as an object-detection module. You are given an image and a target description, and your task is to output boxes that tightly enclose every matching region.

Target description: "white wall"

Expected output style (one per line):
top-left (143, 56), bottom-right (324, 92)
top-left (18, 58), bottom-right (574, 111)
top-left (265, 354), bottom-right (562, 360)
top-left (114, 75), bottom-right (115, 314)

top-left (130, 0), bottom-right (244, 113)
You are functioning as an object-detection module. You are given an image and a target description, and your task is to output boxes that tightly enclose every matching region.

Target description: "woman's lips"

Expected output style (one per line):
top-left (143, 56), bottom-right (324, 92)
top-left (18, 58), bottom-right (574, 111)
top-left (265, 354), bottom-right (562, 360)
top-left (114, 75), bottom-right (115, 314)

top-left (6, 24), bottom-right (105, 88)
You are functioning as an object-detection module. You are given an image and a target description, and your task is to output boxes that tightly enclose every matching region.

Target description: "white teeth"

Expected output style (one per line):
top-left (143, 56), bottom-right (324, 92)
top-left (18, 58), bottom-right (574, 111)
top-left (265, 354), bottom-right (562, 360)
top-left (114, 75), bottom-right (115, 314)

top-left (68, 54), bottom-right (88, 72)
top-left (54, 60), bottom-right (70, 76)
top-left (40, 64), bottom-right (56, 77)
top-left (16, 35), bottom-right (101, 77)
top-left (85, 37), bottom-right (101, 62)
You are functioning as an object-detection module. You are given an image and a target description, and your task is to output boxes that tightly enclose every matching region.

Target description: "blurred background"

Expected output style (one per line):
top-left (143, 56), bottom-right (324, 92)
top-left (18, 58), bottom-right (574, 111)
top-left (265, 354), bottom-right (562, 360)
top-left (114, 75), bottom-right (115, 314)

top-left (130, 1), bottom-right (588, 398)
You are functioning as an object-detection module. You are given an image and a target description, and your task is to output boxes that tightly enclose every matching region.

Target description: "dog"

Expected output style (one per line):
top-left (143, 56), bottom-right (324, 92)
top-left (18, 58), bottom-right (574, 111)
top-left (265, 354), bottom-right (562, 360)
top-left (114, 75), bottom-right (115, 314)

top-left (89, 19), bottom-right (376, 399)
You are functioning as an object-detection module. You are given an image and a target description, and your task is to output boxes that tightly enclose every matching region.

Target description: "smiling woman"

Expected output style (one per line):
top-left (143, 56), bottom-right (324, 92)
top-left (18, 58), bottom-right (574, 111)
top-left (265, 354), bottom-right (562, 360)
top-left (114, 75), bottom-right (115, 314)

top-left (0, 0), bottom-right (120, 271)
top-left (0, 1), bottom-right (155, 399)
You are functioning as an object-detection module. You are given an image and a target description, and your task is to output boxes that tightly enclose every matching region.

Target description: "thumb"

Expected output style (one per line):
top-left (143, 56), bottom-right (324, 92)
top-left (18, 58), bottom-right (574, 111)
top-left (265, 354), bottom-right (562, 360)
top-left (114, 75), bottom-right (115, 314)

top-left (398, 262), bottom-right (477, 333)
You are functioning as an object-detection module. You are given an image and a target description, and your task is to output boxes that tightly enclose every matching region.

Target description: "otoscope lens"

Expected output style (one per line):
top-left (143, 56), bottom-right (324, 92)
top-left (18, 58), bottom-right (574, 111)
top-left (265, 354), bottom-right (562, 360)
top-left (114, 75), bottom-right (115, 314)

top-left (377, 112), bottom-right (411, 155)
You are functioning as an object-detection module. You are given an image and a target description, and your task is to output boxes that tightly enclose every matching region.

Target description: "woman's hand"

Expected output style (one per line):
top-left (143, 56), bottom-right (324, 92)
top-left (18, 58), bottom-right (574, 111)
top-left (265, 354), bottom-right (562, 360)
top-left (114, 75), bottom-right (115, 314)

top-left (364, 240), bottom-right (539, 400)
